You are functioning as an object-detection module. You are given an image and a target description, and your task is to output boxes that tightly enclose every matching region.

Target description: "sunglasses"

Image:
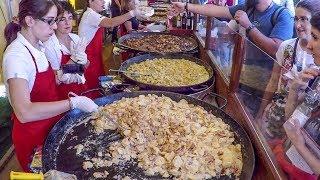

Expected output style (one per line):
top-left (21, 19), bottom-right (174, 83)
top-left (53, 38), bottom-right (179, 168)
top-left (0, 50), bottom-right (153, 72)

top-left (38, 17), bottom-right (58, 26)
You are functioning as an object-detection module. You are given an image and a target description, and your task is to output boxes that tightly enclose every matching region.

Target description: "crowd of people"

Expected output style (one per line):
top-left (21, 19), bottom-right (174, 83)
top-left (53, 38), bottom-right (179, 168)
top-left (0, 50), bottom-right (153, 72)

top-left (1, 0), bottom-right (320, 178)
top-left (169, 0), bottom-right (320, 177)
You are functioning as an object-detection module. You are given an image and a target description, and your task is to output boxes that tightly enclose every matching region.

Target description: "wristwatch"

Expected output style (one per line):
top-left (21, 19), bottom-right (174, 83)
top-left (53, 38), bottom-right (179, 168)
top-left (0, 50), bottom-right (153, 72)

top-left (246, 24), bottom-right (256, 34)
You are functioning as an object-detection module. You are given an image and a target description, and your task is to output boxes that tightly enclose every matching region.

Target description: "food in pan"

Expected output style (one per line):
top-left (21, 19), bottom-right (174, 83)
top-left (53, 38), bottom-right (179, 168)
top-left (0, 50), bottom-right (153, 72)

top-left (146, 15), bottom-right (167, 22)
top-left (88, 95), bottom-right (243, 179)
top-left (122, 34), bottom-right (197, 53)
top-left (125, 58), bottom-right (210, 87)
top-left (154, 11), bottom-right (167, 16)
top-left (138, 6), bottom-right (154, 18)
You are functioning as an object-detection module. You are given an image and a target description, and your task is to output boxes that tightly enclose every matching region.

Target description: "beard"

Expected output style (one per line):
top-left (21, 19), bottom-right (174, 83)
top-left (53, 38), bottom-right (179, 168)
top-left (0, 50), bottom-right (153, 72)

top-left (245, 0), bottom-right (260, 9)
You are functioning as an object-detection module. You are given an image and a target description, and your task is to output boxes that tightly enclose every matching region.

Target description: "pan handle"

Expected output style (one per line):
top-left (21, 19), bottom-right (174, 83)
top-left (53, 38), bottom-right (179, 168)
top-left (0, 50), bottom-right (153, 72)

top-left (190, 85), bottom-right (208, 92)
top-left (184, 48), bottom-right (199, 54)
top-left (114, 43), bottom-right (130, 51)
top-left (201, 92), bottom-right (227, 109)
top-left (80, 88), bottom-right (105, 97)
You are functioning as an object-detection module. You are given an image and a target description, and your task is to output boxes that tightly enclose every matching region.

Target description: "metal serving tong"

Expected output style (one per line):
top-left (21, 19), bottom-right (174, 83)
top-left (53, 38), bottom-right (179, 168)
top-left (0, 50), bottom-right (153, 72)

top-left (109, 69), bottom-right (151, 77)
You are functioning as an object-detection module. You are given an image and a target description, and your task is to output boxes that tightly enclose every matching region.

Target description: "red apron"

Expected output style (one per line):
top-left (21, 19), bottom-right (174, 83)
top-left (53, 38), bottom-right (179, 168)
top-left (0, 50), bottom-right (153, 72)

top-left (56, 52), bottom-right (88, 100)
top-left (271, 140), bottom-right (318, 180)
top-left (85, 27), bottom-right (105, 99)
top-left (11, 46), bottom-right (63, 171)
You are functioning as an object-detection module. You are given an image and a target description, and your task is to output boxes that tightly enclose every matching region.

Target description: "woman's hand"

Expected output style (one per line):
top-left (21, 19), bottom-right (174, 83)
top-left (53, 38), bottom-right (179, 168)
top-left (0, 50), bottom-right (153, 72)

top-left (70, 37), bottom-right (88, 65)
top-left (284, 118), bottom-right (305, 148)
top-left (289, 67), bottom-right (319, 93)
top-left (168, 2), bottom-right (186, 17)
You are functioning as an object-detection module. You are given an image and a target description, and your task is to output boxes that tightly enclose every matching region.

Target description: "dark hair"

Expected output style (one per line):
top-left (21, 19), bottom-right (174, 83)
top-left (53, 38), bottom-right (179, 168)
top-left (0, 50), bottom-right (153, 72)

top-left (296, 0), bottom-right (320, 16)
top-left (4, 0), bottom-right (57, 46)
top-left (57, 1), bottom-right (75, 18)
top-left (311, 12), bottom-right (320, 31)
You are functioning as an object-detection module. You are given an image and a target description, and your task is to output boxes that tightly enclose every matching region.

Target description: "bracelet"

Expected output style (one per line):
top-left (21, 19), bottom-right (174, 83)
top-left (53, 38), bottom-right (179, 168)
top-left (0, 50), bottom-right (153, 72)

top-left (246, 24), bottom-right (256, 34)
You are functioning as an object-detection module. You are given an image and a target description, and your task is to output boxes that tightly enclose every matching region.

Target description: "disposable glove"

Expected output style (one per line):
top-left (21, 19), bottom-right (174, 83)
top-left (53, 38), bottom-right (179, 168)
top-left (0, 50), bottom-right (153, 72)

top-left (69, 92), bottom-right (98, 112)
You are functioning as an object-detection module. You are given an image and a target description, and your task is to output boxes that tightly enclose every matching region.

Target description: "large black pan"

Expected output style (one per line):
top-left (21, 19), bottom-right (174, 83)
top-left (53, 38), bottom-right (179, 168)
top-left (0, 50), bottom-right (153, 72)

top-left (118, 54), bottom-right (214, 93)
top-left (117, 32), bottom-right (198, 54)
top-left (42, 91), bottom-right (254, 180)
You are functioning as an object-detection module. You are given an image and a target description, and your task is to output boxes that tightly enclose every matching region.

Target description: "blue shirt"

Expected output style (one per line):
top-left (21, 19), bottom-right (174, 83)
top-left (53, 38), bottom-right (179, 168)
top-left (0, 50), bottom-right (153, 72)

top-left (229, 3), bottom-right (294, 66)
top-left (237, 0), bottom-right (245, 5)
top-left (229, 3), bottom-right (294, 41)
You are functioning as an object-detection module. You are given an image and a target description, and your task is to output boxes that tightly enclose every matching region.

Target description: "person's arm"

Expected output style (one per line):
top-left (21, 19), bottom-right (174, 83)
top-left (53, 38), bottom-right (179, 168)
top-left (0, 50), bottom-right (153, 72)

top-left (124, 20), bottom-right (133, 32)
top-left (171, 2), bottom-right (233, 19)
top-left (44, 38), bottom-right (61, 71)
top-left (285, 68), bottom-right (319, 119)
top-left (256, 62), bottom-right (281, 118)
top-left (285, 87), bottom-right (301, 119)
top-left (8, 78), bottom-right (70, 123)
top-left (295, 144), bottom-right (320, 175)
top-left (247, 28), bottom-right (283, 57)
top-left (284, 119), bottom-right (320, 175)
top-left (234, 10), bottom-right (283, 57)
top-left (259, 40), bottom-right (287, 106)
top-left (99, 12), bottom-right (135, 28)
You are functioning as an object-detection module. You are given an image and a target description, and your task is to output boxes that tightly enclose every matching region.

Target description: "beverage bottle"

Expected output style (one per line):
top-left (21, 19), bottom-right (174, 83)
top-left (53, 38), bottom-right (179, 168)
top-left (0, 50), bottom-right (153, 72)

top-left (289, 76), bottom-right (320, 126)
top-left (187, 12), bottom-right (192, 29)
top-left (182, 12), bottom-right (187, 29)
top-left (176, 13), bottom-right (182, 28)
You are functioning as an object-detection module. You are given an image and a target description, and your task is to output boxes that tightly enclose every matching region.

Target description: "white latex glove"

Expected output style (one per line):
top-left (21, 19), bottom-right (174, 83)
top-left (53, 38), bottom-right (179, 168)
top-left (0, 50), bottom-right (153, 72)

top-left (70, 37), bottom-right (88, 65)
top-left (69, 93), bottom-right (98, 112)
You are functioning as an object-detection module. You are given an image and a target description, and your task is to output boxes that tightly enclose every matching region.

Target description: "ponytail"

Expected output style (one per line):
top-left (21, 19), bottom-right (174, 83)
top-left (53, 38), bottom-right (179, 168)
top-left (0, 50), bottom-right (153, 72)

top-left (4, 21), bottom-right (21, 47)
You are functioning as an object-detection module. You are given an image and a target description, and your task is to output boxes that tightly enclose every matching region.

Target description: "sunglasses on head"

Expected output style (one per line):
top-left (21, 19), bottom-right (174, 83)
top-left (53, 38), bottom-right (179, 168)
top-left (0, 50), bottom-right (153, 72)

top-left (38, 17), bottom-right (58, 26)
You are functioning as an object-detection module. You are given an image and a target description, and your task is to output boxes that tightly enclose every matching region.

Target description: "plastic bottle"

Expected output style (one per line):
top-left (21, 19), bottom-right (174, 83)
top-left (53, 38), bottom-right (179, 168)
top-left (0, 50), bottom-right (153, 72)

top-left (289, 76), bottom-right (320, 126)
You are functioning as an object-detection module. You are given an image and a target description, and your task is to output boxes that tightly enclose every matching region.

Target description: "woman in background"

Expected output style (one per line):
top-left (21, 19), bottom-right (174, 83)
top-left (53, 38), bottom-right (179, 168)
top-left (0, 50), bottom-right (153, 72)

top-left (119, 0), bottom-right (146, 35)
top-left (271, 12), bottom-right (320, 180)
top-left (44, 1), bottom-right (90, 99)
top-left (78, 0), bottom-right (140, 96)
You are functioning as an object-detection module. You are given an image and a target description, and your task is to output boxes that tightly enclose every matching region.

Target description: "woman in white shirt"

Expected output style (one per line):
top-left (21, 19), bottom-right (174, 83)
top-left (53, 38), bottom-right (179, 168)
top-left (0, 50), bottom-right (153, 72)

top-left (3, 0), bottom-right (98, 171)
top-left (78, 0), bottom-right (140, 93)
top-left (258, 0), bottom-right (320, 139)
top-left (44, 1), bottom-right (91, 99)
top-left (275, 13), bottom-right (320, 178)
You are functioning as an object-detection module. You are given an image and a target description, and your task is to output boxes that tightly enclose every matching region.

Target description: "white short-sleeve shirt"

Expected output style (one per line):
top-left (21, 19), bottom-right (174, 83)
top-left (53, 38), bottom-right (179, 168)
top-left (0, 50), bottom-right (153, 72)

top-left (44, 33), bottom-right (80, 70)
top-left (2, 32), bottom-right (50, 100)
top-left (78, 8), bottom-right (105, 44)
top-left (276, 38), bottom-right (314, 71)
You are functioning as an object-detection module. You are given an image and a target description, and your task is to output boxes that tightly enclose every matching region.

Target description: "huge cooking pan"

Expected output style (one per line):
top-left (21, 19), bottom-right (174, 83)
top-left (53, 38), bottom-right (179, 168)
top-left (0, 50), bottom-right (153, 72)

top-left (42, 91), bottom-right (254, 180)
top-left (117, 54), bottom-right (214, 93)
top-left (117, 32), bottom-right (198, 54)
